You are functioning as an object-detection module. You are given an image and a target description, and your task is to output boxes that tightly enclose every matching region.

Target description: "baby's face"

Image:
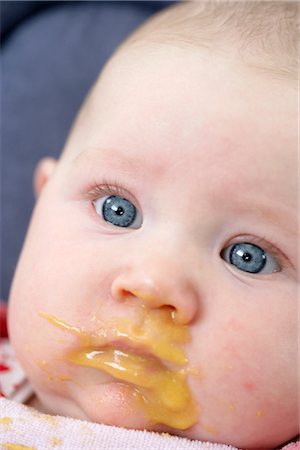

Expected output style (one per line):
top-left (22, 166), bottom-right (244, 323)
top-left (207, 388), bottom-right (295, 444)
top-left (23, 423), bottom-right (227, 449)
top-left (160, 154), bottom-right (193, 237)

top-left (8, 45), bottom-right (298, 448)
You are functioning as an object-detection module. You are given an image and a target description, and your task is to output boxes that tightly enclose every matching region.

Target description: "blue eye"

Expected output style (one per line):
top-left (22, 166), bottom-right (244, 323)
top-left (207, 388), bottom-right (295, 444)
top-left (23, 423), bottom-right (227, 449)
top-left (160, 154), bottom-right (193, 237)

top-left (94, 195), bottom-right (142, 228)
top-left (221, 242), bottom-right (280, 274)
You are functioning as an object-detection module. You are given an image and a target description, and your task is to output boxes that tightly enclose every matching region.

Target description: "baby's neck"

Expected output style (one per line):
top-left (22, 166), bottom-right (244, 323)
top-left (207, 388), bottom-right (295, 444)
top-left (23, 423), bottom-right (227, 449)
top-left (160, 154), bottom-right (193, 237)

top-left (26, 394), bottom-right (50, 414)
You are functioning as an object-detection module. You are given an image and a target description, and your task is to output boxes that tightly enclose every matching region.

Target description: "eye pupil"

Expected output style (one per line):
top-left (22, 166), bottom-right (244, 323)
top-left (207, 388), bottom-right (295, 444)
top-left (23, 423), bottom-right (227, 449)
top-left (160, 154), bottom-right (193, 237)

top-left (242, 252), bottom-right (252, 262)
top-left (236, 248), bottom-right (253, 262)
top-left (112, 205), bottom-right (124, 216)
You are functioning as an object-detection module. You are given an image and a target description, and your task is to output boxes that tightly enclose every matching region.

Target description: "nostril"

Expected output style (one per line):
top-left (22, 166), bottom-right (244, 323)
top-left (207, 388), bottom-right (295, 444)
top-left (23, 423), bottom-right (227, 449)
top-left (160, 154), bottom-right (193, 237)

top-left (117, 289), bottom-right (136, 302)
top-left (120, 289), bottom-right (136, 300)
top-left (161, 304), bottom-right (176, 315)
top-left (119, 289), bottom-right (157, 304)
top-left (116, 290), bottom-right (178, 316)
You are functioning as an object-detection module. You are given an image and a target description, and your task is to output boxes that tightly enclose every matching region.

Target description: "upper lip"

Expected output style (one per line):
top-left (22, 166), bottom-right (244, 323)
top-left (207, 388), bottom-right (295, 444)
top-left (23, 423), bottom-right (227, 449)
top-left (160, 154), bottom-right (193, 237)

top-left (86, 335), bottom-right (188, 367)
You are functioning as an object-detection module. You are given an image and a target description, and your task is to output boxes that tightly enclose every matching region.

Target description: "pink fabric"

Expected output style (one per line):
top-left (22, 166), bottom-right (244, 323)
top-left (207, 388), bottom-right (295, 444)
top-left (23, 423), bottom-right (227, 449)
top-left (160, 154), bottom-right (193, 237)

top-left (0, 397), bottom-right (299, 450)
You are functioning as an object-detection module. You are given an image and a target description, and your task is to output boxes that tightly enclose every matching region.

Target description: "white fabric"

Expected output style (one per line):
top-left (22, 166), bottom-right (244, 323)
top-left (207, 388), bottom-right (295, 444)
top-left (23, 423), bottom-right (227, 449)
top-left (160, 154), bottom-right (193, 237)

top-left (0, 397), bottom-right (237, 450)
top-left (0, 398), bottom-right (299, 450)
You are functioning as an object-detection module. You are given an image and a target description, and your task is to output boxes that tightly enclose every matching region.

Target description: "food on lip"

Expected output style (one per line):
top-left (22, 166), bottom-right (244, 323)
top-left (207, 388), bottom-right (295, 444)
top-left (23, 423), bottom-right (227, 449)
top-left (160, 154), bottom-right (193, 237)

top-left (68, 347), bottom-right (195, 429)
top-left (116, 307), bottom-right (190, 366)
top-left (39, 307), bottom-right (198, 430)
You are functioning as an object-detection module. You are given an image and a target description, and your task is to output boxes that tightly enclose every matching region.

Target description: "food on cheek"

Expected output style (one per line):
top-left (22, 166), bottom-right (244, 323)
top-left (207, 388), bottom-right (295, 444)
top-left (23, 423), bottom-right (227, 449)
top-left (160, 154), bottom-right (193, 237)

top-left (40, 307), bottom-right (198, 430)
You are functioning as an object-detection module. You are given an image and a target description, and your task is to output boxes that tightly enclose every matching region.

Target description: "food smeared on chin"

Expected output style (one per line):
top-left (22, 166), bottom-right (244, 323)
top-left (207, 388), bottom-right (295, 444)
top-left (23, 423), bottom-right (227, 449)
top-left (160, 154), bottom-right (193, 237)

top-left (39, 307), bottom-right (198, 430)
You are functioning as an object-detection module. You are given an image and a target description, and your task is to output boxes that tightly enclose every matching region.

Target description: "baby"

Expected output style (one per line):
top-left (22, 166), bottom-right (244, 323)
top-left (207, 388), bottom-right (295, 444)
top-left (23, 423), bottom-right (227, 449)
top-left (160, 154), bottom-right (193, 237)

top-left (4, 1), bottom-right (299, 449)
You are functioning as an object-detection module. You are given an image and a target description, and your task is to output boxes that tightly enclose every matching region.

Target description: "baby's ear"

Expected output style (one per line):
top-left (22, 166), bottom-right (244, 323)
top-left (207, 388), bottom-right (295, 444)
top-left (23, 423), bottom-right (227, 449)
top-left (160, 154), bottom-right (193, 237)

top-left (33, 157), bottom-right (57, 198)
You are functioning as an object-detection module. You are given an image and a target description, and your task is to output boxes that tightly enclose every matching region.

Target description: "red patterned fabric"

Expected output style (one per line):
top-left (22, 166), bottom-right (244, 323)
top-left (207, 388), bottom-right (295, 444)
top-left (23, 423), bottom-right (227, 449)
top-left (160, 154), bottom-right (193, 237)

top-left (0, 302), bottom-right (8, 337)
top-left (0, 302), bottom-right (33, 402)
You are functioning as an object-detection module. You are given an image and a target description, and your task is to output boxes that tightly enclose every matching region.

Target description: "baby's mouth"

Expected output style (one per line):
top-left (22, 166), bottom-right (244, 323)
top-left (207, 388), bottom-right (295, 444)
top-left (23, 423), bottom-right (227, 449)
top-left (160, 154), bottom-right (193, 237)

top-left (68, 344), bottom-right (176, 390)
top-left (40, 310), bottom-right (198, 430)
top-left (67, 343), bottom-right (195, 430)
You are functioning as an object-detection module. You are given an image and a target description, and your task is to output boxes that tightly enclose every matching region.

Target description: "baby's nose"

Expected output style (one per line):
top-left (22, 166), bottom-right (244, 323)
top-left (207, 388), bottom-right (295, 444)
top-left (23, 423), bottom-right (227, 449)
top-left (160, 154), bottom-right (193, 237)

top-left (111, 262), bottom-right (199, 325)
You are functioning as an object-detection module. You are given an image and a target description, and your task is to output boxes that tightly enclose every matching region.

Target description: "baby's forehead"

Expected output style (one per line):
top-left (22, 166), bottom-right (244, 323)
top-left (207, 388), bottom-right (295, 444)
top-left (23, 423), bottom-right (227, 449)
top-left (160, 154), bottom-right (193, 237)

top-left (80, 44), bottom-right (297, 136)
top-left (65, 50), bottom-right (296, 179)
top-left (93, 34), bottom-right (297, 109)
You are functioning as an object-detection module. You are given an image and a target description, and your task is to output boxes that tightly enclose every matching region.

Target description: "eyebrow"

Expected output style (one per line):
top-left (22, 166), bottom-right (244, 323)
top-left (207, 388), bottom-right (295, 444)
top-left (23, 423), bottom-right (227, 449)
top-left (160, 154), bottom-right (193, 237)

top-left (72, 146), bottom-right (154, 176)
top-left (230, 199), bottom-right (297, 238)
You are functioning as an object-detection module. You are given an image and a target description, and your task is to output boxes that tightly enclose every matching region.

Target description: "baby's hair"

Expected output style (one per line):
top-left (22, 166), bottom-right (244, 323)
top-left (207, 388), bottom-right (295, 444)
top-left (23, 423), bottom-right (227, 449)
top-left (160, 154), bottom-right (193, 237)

top-left (122, 1), bottom-right (299, 80)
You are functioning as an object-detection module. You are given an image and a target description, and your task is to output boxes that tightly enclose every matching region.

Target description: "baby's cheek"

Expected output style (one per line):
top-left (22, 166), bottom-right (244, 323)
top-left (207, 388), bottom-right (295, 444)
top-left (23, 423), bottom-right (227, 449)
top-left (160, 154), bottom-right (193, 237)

top-left (201, 341), bottom-right (265, 415)
top-left (25, 343), bottom-right (68, 392)
top-left (218, 337), bottom-right (260, 391)
top-left (187, 320), bottom-right (297, 446)
top-left (11, 316), bottom-right (75, 402)
top-left (210, 325), bottom-right (277, 408)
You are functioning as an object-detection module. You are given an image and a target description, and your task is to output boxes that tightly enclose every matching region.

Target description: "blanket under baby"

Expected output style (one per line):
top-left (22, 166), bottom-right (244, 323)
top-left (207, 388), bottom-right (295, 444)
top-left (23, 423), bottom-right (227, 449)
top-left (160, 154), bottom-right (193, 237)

top-left (0, 397), bottom-right (299, 450)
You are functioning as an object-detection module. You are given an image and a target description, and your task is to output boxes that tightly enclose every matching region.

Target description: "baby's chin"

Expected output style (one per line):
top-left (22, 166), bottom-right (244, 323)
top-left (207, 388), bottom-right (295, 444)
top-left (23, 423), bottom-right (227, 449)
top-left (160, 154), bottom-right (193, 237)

top-left (74, 382), bottom-right (154, 430)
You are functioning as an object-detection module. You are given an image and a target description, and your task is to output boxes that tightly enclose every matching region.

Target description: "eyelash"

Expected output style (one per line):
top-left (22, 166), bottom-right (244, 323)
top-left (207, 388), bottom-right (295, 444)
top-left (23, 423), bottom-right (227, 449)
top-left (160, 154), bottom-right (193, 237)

top-left (86, 181), bottom-right (129, 202)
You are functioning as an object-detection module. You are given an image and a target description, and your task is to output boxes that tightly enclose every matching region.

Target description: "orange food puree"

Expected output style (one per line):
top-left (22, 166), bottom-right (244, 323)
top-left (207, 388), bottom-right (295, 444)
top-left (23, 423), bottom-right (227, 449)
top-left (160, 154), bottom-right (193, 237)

top-left (40, 307), bottom-right (198, 430)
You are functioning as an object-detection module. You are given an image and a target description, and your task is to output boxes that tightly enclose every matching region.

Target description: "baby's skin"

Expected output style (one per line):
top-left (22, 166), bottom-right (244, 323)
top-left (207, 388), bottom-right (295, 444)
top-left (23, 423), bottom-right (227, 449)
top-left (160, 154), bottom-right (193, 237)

top-left (8, 42), bottom-right (298, 449)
